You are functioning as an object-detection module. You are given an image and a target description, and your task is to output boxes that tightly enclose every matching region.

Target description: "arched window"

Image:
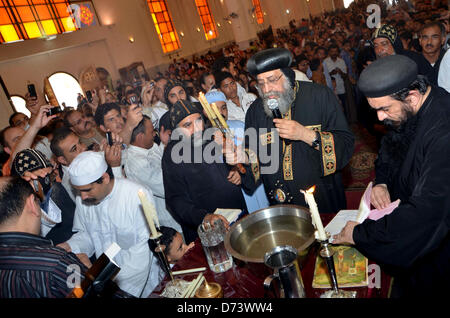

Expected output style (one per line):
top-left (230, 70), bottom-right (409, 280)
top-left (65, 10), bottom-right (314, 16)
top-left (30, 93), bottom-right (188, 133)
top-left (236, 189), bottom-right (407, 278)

top-left (10, 95), bottom-right (31, 117)
top-left (343, 0), bottom-right (355, 9)
top-left (48, 72), bottom-right (83, 109)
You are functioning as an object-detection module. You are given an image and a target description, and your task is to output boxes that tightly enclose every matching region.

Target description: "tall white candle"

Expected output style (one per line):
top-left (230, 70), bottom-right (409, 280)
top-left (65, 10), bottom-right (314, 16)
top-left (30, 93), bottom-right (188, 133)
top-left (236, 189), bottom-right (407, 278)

top-left (302, 186), bottom-right (327, 241)
top-left (138, 189), bottom-right (159, 238)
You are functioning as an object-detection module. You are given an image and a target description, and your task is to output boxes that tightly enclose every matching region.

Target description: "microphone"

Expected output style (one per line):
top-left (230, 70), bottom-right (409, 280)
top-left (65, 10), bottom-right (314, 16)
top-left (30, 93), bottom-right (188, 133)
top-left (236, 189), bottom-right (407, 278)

top-left (268, 99), bottom-right (282, 119)
top-left (268, 98), bottom-right (291, 145)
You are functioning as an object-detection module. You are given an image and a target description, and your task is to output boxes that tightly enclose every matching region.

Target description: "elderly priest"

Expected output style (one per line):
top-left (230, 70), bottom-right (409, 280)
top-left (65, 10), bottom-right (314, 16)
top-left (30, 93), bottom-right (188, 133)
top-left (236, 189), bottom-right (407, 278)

top-left (225, 48), bottom-right (354, 214)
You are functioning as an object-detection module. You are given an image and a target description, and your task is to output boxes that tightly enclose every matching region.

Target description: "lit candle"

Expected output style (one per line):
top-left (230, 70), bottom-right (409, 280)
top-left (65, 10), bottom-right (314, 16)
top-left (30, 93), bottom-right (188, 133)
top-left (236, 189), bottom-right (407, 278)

top-left (138, 189), bottom-right (160, 238)
top-left (301, 186), bottom-right (327, 241)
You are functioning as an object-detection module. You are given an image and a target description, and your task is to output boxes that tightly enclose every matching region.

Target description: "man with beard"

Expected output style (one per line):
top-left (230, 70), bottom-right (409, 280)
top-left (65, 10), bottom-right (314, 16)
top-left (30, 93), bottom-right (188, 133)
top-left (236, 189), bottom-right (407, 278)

top-left (161, 99), bottom-right (246, 244)
top-left (225, 48), bottom-right (354, 214)
top-left (372, 24), bottom-right (405, 59)
top-left (57, 151), bottom-right (164, 297)
top-left (334, 55), bottom-right (450, 297)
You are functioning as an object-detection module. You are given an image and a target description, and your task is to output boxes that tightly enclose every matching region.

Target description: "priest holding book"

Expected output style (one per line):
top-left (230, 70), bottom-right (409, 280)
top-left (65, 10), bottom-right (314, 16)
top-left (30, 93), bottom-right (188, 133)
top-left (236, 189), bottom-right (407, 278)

top-left (333, 55), bottom-right (450, 297)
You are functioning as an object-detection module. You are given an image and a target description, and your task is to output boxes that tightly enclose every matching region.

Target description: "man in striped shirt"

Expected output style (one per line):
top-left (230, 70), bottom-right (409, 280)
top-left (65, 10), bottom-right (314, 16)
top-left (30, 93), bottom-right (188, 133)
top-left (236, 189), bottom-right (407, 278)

top-left (0, 176), bottom-right (128, 298)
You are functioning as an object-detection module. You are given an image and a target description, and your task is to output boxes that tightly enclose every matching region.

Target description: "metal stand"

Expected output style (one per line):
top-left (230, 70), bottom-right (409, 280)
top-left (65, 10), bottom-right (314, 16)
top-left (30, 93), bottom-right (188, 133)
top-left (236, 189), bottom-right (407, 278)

top-left (149, 232), bottom-right (174, 281)
top-left (318, 239), bottom-right (356, 298)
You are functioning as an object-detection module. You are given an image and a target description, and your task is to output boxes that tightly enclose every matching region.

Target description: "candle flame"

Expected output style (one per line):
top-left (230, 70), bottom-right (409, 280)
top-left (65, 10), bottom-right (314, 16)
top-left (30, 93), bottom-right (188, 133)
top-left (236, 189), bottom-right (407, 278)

top-left (306, 185), bottom-right (316, 194)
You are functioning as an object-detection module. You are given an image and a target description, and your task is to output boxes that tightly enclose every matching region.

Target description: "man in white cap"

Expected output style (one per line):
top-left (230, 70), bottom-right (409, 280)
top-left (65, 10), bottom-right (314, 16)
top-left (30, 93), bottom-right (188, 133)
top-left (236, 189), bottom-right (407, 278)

top-left (57, 151), bottom-right (163, 297)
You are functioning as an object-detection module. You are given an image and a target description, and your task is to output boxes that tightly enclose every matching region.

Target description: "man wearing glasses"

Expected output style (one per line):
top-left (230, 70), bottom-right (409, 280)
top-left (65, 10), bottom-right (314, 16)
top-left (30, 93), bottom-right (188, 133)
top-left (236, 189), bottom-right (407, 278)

top-left (224, 48), bottom-right (354, 214)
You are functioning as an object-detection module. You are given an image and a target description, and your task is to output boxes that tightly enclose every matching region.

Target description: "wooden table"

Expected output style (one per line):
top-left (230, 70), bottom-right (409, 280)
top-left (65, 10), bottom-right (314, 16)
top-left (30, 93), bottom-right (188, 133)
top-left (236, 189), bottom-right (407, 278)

top-left (149, 213), bottom-right (391, 298)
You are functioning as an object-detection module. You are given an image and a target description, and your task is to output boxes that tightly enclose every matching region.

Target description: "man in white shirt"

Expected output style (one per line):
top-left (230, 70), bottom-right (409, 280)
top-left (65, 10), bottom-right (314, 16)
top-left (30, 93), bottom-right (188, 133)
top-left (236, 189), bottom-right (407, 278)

top-left (123, 115), bottom-right (182, 234)
top-left (324, 44), bottom-right (348, 115)
top-left (50, 127), bottom-right (123, 203)
top-left (215, 71), bottom-right (257, 123)
top-left (438, 49), bottom-right (450, 93)
top-left (58, 151), bottom-right (163, 297)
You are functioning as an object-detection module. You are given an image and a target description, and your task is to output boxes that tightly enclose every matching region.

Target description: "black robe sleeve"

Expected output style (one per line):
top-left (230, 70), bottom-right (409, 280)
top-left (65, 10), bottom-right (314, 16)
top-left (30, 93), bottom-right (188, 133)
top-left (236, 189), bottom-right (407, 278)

top-left (314, 84), bottom-right (355, 177)
top-left (353, 125), bottom-right (450, 268)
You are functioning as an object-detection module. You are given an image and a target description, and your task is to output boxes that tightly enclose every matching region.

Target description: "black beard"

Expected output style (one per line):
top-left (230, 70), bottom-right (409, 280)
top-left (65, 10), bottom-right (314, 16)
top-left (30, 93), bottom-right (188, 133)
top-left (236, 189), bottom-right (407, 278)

top-left (378, 107), bottom-right (419, 178)
top-left (383, 108), bottom-right (415, 132)
top-left (82, 198), bottom-right (98, 205)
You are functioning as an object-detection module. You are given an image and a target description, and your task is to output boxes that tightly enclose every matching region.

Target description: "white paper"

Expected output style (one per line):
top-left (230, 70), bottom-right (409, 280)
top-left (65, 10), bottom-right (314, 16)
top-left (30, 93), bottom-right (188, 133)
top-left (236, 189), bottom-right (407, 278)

top-left (214, 208), bottom-right (242, 223)
top-left (105, 242), bottom-right (121, 266)
top-left (325, 210), bottom-right (359, 243)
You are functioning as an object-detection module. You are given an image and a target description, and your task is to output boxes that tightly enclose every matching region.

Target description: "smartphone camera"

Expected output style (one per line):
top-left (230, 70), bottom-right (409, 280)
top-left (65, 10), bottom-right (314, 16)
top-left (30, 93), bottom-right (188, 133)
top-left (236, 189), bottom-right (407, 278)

top-left (106, 132), bottom-right (113, 146)
top-left (47, 107), bottom-right (62, 116)
top-left (28, 84), bottom-right (37, 98)
top-left (129, 95), bottom-right (138, 105)
top-left (86, 90), bottom-right (93, 103)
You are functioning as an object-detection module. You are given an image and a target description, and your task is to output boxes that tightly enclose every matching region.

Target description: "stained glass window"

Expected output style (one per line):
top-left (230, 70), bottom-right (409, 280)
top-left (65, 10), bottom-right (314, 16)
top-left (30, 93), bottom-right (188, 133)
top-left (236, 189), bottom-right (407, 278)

top-left (0, 0), bottom-right (79, 44)
top-left (194, 0), bottom-right (217, 40)
top-left (146, 0), bottom-right (180, 53)
top-left (252, 0), bottom-right (264, 24)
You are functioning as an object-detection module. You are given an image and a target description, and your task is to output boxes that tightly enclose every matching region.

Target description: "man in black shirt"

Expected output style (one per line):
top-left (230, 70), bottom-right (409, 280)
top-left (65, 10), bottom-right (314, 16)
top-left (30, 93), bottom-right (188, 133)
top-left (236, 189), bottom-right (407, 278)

top-left (413, 21), bottom-right (447, 85)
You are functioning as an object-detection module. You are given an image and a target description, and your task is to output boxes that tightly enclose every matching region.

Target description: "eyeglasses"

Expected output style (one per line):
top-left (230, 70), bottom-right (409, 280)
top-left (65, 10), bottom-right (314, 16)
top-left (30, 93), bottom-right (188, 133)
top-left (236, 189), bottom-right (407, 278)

top-left (256, 73), bottom-right (284, 90)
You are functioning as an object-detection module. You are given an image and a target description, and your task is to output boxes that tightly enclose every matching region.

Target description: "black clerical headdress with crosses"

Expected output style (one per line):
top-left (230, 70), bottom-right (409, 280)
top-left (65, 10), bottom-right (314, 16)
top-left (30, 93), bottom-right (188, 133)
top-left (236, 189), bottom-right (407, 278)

top-left (12, 148), bottom-right (52, 177)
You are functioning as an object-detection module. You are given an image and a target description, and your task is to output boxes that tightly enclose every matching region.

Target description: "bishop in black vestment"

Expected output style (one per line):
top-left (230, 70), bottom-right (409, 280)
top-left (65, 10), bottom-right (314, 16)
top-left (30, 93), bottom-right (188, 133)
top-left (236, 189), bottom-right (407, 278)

top-left (232, 48), bottom-right (354, 214)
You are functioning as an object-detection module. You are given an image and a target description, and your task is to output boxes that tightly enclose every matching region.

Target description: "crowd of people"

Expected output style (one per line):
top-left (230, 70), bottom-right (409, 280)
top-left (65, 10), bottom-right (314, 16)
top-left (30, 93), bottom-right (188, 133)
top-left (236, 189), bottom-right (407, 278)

top-left (0, 0), bottom-right (448, 298)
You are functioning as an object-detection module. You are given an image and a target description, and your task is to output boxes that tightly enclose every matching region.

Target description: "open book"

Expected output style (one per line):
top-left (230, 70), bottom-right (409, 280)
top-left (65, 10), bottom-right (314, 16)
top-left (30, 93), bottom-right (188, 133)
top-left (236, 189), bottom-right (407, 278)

top-left (325, 182), bottom-right (400, 242)
top-left (214, 208), bottom-right (243, 225)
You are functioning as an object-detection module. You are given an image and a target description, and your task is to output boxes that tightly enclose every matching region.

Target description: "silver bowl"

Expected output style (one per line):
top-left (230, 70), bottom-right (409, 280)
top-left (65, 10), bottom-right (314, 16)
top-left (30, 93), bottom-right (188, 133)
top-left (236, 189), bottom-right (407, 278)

top-left (224, 205), bottom-right (315, 264)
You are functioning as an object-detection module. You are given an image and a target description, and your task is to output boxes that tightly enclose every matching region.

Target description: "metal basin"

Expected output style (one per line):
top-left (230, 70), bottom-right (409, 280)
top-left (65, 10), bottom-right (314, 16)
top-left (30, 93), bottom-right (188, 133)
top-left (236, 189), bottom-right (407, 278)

top-left (224, 205), bottom-right (315, 264)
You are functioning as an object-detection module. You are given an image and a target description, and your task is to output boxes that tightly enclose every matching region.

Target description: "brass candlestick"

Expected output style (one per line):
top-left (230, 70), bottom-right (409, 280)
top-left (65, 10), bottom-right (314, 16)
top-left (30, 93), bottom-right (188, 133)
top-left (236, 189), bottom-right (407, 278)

top-left (149, 232), bottom-right (174, 281)
top-left (195, 280), bottom-right (223, 298)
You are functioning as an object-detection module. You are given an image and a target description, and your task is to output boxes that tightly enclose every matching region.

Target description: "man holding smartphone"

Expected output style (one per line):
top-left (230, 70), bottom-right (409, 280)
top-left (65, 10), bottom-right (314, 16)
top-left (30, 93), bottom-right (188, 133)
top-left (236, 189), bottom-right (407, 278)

top-left (0, 105), bottom-right (57, 176)
top-left (94, 102), bottom-right (143, 146)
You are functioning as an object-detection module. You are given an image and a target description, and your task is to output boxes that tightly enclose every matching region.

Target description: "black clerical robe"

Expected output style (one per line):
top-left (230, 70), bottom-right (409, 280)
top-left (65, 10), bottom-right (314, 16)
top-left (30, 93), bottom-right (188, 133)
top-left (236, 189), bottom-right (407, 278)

top-left (162, 139), bottom-right (246, 244)
top-left (353, 87), bottom-right (450, 296)
top-left (241, 81), bottom-right (355, 213)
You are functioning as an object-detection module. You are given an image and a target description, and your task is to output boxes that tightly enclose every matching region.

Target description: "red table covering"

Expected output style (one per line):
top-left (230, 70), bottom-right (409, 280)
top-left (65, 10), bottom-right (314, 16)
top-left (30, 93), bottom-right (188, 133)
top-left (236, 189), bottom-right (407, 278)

top-left (149, 213), bottom-right (391, 298)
